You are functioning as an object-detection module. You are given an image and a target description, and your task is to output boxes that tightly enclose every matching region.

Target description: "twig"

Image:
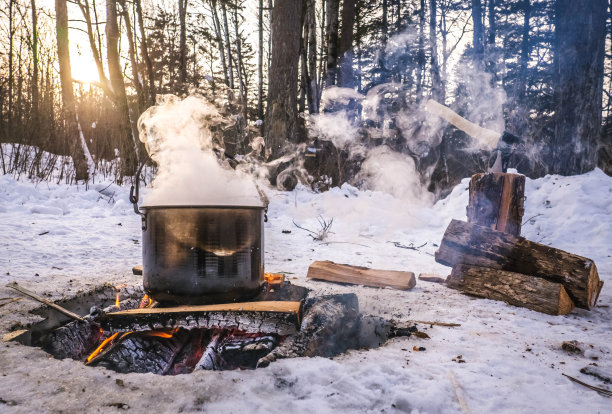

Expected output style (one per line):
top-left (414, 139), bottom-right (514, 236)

top-left (388, 241), bottom-right (427, 250)
top-left (0, 297), bottom-right (23, 308)
top-left (562, 373), bottom-right (612, 398)
top-left (320, 241), bottom-right (371, 248)
top-left (449, 371), bottom-right (472, 414)
top-left (5, 282), bottom-right (85, 322)
top-left (410, 320), bottom-right (461, 327)
top-left (522, 213), bottom-right (543, 226)
top-left (293, 216), bottom-right (334, 241)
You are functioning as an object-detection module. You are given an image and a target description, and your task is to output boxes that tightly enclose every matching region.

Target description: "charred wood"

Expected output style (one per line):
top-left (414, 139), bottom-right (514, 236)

top-left (98, 301), bottom-right (303, 336)
top-left (257, 294), bottom-right (359, 367)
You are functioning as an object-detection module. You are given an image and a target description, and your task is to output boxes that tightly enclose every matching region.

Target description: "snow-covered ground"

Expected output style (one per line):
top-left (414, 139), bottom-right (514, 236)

top-left (0, 169), bottom-right (610, 413)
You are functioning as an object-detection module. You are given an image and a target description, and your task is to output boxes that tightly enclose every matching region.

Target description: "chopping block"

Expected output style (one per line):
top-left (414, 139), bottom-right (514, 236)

top-left (466, 172), bottom-right (525, 236)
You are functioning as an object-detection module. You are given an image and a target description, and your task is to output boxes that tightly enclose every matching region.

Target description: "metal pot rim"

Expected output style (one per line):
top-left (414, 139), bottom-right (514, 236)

top-left (141, 204), bottom-right (265, 210)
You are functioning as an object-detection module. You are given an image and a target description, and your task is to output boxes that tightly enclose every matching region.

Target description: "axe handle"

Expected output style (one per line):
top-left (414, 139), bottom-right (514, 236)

top-left (425, 100), bottom-right (501, 149)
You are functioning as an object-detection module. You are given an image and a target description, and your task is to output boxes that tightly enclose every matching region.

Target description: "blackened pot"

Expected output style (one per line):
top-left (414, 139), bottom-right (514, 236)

top-left (140, 205), bottom-right (264, 305)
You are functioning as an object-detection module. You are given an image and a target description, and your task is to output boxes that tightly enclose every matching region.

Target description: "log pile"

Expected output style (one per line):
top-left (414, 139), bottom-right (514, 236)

top-left (436, 219), bottom-right (603, 315)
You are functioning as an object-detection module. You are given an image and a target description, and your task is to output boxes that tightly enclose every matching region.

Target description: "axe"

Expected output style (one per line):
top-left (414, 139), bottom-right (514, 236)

top-left (425, 99), bottom-right (520, 173)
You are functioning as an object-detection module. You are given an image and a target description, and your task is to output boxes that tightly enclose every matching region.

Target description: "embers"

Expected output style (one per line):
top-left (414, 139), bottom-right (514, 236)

top-left (87, 327), bottom-right (280, 375)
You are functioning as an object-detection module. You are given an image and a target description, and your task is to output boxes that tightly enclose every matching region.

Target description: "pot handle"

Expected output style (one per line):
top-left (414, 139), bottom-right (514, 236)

top-left (129, 156), bottom-right (150, 230)
top-left (254, 181), bottom-right (269, 222)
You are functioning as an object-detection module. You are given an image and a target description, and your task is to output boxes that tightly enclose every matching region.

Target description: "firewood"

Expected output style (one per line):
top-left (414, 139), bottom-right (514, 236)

top-left (132, 265), bottom-right (143, 275)
top-left (307, 261), bottom-right (416, 290)
top-left (97, 301), bottom-right (303, 336)
top-left (257, 294), bottom-right (360, 367)
top-left (447, 264), bottom-right (575, 315)
top-left (418, 273), bottom-right (447, 284)
top-left (5, 282), bottom-right (85, 322)
top-left (435, 220), bottom-right (603, 310)
top-left (467, 172), bottom-right (525, 236)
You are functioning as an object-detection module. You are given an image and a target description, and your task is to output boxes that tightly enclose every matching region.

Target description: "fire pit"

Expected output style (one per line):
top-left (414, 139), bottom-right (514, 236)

top-left (5, 279), bottom-right (421, 375)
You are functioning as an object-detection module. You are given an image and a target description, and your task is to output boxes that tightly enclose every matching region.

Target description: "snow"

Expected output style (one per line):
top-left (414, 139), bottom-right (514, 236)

top-left (1, 169), bottom-right (611, 413)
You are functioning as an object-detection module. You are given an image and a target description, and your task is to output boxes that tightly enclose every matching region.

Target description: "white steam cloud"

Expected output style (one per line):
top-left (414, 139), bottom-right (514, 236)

top-left (137, 95), bottom-right (262, 207)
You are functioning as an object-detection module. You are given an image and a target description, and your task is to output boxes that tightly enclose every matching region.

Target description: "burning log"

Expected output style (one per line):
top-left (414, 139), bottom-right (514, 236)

top-left (256, 294), bottom-right (360, 367)
top-left (41, 297), bottom-right (141, 360)
top-left (447, 265), bottom-right (575, 315)
top-left (435, 220), bottom-right (603, 309)
top-left (307, 261), bottom-right (416, 290)
top-left (95, 329), bottom-right (192, 374)
top-left (467, 172), bottom-right (525, 236)
top-left (97, 301), bottom-right (303, 336)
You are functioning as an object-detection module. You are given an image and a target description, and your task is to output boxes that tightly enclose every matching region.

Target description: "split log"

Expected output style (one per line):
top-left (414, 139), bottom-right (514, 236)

top-left (435, 220), bottom-right (603, 309)
top-left (466, 172), bottom-right (525, 236)
top-left (97, 301), bottom-right (303, 336)
top-left (257, 294), bottom-right (360, 367)
top-left (307, 261), bottom-right (416, 290)
top-left (447, 264), bottom-right (575, 315)
top-left (418, 273), bottom-right (447, 284)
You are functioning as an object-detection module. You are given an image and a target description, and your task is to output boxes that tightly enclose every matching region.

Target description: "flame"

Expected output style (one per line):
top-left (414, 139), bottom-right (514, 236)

top-left (86, 331), bottom-right (134, 363)
top-left (141, 327), bottom-right (179, 339)
top-left (115, 293), bottom-right (120, 308)
top-left (138, 294), bottom-right (154, 309)
top-left (264, 272), bottom-right (285, 285)
top-left (87, 333), bottom-right (119, 363)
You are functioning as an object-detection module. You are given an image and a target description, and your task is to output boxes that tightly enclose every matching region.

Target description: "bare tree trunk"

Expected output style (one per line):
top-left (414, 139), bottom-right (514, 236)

top-left (76, 0), bottom-right (113, 98)
top-left (31, 0), bottom-right (39, 114)
top-left (325, 0), bottom-right (340, 87)
top-left (307, 0), bottom-right (318, 112)
top-left (429, 0), bottom-right (443, 102)
top-left (55, 0), bottom-right (89, 180)
top-left (257, 0), bottom-right (264, 121)
top-left (233, 1), bottom-right (247, 120)
top-left (221, 1), bottom-right (234, 89)
top-left (106, 0), bottom-right (138, 176)
top-left (119, 0), bottom-right (145, 113)
top-left (551, 0), bottom-right (607, 174)
top-left (337, 0), bottom-right (355, 88)
top-left (486, 0), bottom-right (497, 77)
top-left (211, 0), bottom-right (229, 87)
top-left (264, 0), bottom-right (304, 157)
top-left (178, 0), bottom-right (188, 87)
top-left (135, 0), bottom-right (155, 105)
top-left (416, 0), bottom-right (425, 100)
top-left (471, 0), bottom-right (485, 69)
top-left (8, 0), bottom-right (14, 133)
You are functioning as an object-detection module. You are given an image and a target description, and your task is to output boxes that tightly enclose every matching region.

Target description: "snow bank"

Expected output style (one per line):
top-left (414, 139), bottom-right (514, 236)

top-left (0, 169), bottom-right (610, 413)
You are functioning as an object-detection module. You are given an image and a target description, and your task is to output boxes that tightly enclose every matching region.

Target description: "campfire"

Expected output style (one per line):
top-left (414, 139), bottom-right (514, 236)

top-left (6, 278), bottom-right (424, 375)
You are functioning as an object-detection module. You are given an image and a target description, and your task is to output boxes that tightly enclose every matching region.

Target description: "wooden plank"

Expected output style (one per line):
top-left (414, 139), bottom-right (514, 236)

top-left (107, 301), bottom-right (302, 316)
top-left (447, 264), bottom-right (574, 315)
top-left (307, 261), bottom-right (416, 290)
top-left (435, 219), bottom-right (603, 309)
top-left (98, 301), bottom-right (303, 336)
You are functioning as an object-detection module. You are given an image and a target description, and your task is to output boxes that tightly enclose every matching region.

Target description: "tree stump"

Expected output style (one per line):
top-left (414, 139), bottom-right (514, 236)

top-left (467, 172), bottom-right (525, 236)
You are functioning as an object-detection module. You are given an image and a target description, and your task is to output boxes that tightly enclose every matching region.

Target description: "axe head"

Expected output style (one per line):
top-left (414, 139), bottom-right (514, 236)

top-left (489, 131), bottom-right (521, 173)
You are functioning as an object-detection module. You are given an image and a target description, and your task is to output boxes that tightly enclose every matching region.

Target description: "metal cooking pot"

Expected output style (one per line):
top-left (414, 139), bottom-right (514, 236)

top-left (130, 162), bottom-right (267, 305)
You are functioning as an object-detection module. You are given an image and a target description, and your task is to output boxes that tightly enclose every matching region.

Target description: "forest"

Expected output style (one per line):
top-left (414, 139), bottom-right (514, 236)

top-left (0, 0), bottom-right (610, 196)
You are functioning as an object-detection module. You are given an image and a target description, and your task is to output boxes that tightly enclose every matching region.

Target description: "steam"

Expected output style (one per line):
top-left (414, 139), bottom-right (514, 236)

top-left (356, 146), bottom-right (434, 205)
top-left (137, 95), bottom-right (262, 207)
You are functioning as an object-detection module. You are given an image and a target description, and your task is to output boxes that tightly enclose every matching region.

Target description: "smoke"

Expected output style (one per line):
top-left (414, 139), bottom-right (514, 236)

top-left (356, 146), bottom-right (433, 205)
top-left (137, 95), bottom-right (262, 206)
